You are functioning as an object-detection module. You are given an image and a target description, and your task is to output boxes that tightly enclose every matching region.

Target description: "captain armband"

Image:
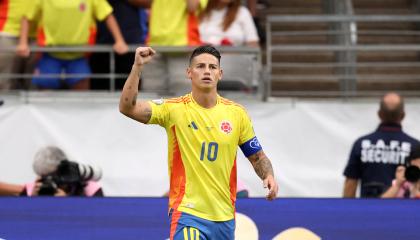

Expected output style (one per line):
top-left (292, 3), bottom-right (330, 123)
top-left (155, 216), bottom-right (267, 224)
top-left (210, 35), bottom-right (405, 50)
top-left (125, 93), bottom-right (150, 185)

top-left (240, 136), bottom-right (263, 157)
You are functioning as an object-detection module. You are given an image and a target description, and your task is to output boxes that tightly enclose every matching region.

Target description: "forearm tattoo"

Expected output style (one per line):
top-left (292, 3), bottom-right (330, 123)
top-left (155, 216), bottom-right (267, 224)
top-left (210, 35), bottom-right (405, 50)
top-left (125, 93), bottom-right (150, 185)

top-left (249, 151), bottom-right (274, 180)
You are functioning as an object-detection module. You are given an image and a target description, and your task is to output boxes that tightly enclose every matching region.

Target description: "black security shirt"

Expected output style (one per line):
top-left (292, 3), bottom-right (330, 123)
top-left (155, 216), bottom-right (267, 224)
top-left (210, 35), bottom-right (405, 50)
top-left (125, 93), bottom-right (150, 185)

top-left (343, 123), bottom-right (419, 197)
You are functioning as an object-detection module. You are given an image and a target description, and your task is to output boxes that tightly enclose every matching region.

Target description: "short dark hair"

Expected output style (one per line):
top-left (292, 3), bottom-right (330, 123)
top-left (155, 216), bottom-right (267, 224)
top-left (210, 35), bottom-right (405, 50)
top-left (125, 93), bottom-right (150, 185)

top-left (379, 93), bottom-right (404, 123)
top-left (189, 45), bottom-right (221, 65)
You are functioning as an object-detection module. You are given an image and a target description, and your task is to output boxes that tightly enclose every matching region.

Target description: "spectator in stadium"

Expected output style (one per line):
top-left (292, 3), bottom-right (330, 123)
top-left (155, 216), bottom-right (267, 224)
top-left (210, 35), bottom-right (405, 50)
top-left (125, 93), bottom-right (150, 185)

top-left (140, 0), bottom-right (208, 93)
top-left (0, 0), bottom-right (37, 90)
top-left (147, 0), bottom-right (207, 46)
top-left (199, 0), bottom-right (259, 47)
top-left (18, 0), bottom-right (128, 90)
top-left (119, 45), bottom-right (278, 239)
top-left (381, 144), bottom-right (420, 199)
top-left (243, 0), bottom-right (267, 44)
top-left (90, 0), bottom-right (149, 90)
top-left (21, 146), bottom-right (103, 197)
top-left (343, 92), bottom-right (420, 198)
top-left (0, 182), bottom-right (23, 196)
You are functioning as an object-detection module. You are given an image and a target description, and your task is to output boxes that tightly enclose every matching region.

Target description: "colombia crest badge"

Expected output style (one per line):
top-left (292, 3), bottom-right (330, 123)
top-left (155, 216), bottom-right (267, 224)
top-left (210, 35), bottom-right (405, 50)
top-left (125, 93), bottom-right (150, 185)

top-left (220, 121), bottom-right (233, 134)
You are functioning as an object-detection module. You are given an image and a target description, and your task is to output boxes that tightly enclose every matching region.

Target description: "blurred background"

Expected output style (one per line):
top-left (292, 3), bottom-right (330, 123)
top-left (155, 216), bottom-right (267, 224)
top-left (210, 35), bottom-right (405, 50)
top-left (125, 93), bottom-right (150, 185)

top-left (1, 0), bottom-right (420, 198)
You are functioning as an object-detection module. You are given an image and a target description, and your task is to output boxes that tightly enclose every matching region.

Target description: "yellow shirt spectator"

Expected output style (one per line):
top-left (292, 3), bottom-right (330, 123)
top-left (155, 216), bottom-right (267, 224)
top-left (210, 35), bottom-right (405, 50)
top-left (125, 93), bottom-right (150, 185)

top-left (26, 0), bottom-right (112, 59)
top-left (148, 0), bottom-right (208, 46)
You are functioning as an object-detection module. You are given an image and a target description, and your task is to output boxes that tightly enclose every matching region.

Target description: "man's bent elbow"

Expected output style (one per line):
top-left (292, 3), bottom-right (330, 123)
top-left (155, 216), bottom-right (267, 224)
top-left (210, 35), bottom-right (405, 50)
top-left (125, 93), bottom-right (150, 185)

top-left (119, 103), bottom-right (132, 117)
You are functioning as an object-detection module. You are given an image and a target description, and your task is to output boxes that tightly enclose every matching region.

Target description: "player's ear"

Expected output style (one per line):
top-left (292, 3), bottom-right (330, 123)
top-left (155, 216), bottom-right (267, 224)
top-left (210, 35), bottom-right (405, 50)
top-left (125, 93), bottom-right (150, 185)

top-left (186, 67), bottom-right (192, 80)
top-left (219, 69), bottom-right (223, 81)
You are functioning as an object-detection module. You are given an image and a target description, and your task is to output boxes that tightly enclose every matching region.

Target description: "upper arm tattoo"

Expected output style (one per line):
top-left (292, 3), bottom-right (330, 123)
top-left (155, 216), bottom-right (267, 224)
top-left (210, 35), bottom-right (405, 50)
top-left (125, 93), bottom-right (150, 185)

top-left (142, 104), bottom-right (152, 121)
top-left (131, 93), bottom-right (137, 106)
top-left (136, 102), bottom-right (152, 123)
top-left (248, 150), bottom-right (274, 180)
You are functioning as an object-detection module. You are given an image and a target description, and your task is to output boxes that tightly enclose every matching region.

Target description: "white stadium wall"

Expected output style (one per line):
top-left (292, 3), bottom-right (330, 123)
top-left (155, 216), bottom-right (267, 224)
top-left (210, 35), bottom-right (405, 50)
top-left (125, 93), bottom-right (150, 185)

top-left (1, 97), bottom-right (420, 197)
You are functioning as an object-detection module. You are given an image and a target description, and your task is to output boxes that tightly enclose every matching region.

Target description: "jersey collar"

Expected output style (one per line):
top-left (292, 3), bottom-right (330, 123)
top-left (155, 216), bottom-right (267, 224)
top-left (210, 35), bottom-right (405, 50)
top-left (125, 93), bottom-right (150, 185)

top-left (189, 92), bottom-right (220, 110)
top-left (377, 123), bottom-right (402, 132)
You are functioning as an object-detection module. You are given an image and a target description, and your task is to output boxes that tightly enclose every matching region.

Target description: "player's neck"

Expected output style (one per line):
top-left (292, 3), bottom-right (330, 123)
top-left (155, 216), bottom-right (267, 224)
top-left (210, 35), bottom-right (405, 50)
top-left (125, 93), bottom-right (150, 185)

top-left (191, 90), bottom-right (218, 109)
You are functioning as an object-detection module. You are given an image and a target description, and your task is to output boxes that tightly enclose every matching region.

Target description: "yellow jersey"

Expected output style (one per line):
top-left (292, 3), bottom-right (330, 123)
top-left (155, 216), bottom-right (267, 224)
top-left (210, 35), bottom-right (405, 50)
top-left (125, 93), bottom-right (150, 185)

top-left (148, 93), bottom-right (258, 221)
top-left (148, 0), bottom-right (207, 46)
top-left (26, 0), bottom-right (112, 59)
top-left (0, 0), bottom-right (37, 37)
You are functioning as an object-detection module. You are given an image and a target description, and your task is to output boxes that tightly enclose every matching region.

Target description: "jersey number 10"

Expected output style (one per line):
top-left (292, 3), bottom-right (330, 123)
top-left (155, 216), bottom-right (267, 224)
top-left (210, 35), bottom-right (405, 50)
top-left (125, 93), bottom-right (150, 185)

top-left (200, 142), bottom-right (218, 161)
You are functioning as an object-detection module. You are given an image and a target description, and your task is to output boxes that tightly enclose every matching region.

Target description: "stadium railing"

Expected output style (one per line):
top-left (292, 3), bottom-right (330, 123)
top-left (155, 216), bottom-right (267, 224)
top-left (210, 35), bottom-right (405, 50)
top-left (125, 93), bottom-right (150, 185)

top-left (0, 45), bottom-right (263, 98)
top-left (265, 14), bottom-right (420, 99)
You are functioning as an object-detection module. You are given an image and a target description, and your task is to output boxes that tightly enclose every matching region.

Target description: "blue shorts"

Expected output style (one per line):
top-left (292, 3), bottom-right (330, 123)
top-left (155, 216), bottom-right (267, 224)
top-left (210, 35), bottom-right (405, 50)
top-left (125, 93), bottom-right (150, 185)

top-left (32, 53), bottom-right (91, 89)
top-left (169, 210), bottom-right (235, 240)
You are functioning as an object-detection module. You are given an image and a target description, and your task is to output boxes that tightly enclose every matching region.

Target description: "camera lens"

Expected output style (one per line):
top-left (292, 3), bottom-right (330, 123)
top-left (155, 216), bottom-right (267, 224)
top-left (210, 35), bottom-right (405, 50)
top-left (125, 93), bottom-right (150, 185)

top-left (78, 163), bottom-right (102, 181)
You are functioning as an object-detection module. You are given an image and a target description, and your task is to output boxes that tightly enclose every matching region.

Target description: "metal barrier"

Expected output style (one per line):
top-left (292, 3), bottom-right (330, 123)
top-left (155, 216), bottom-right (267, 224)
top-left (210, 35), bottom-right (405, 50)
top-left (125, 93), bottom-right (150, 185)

top-left (265, 14), bottom-right (420, 98)
top-left (0, 45), bottom-right (262, 97)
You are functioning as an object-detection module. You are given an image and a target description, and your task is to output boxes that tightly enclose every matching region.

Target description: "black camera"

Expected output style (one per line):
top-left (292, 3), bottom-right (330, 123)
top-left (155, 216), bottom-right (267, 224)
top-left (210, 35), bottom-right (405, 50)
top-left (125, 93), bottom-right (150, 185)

top-left (404, 165), bottom-right (420, 183)
top-left (38, 160), bottom-right (101, 196)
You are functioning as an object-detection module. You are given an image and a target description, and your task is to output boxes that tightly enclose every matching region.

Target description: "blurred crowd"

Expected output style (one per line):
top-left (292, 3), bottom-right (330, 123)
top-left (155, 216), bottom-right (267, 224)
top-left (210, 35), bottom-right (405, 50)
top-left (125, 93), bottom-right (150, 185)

top-left (0, 0), bottom-right (264, 91)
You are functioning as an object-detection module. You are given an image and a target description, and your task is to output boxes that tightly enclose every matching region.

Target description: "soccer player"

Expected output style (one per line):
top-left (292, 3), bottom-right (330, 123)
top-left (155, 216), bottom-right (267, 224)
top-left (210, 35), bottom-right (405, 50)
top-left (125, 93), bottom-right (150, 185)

top-left (119, 45), bottom-right (278, 239)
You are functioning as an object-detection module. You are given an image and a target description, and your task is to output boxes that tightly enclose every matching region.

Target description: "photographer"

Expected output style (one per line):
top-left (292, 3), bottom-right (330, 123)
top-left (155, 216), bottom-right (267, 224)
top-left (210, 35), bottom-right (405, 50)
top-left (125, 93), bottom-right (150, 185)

top-left (382, 145), bottom-right (420, 199)
top-left (21, 146), bottom-right (103, 197)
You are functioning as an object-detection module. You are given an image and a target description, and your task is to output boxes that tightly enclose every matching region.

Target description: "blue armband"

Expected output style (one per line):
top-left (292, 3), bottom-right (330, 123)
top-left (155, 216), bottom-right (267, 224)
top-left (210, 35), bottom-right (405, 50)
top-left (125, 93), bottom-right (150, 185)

top-left (240, 136), bottom-right (263, 157)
